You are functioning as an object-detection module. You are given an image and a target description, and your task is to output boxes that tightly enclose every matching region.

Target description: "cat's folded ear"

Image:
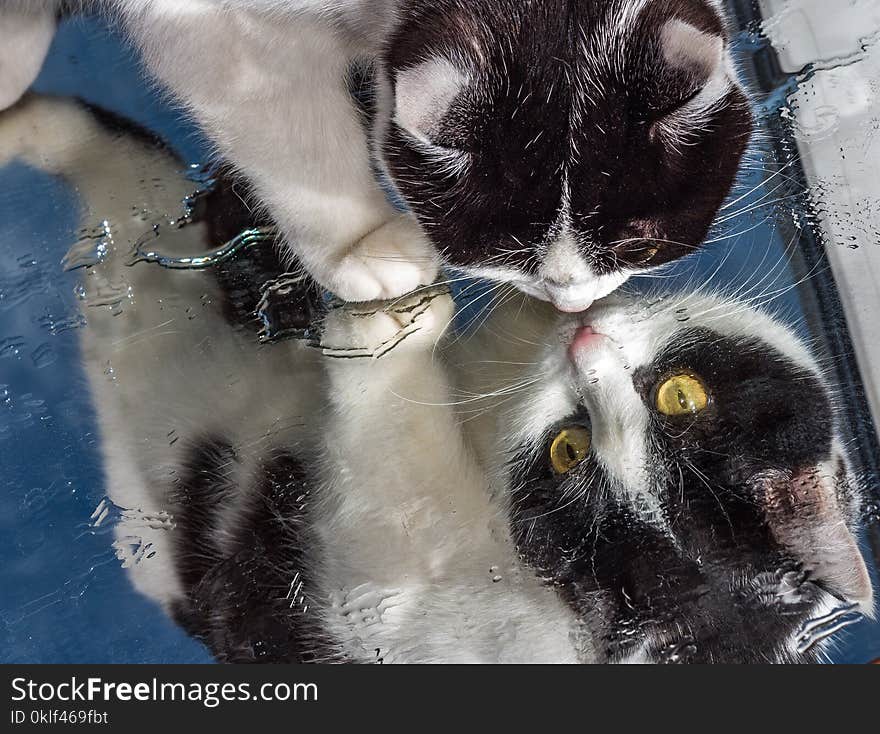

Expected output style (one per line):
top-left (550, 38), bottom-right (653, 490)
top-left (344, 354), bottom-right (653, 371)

top-left (758, 462), bottom-right (874, 617)
top-left (393, 57), bottom-right (468, 147)
top-left (659, 19), bottom-right (724, 83)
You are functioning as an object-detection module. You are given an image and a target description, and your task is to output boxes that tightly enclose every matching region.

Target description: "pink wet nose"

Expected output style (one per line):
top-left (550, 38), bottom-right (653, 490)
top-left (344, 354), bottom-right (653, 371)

top-left (568, 326), bottom-right (606, 359)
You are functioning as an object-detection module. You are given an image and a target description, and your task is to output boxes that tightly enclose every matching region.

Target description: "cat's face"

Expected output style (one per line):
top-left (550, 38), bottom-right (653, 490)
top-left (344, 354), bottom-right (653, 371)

top-left (382, 0), bottom-right (752, 312)
top-left (495, 293), bottom-right (873, 662)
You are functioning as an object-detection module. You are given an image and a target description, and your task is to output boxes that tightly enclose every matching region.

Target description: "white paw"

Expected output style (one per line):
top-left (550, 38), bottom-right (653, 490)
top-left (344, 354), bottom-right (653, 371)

top-left (0, 8), bottom-right (56, 111)
top-left (321, 286), bottom-right (454, 358)
top-left (327, 215), bottom-right (439, 303)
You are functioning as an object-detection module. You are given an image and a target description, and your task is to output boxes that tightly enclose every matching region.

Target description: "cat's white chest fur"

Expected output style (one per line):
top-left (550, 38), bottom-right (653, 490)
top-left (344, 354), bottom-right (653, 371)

top-left (318, 518), bottom-right (582, 663)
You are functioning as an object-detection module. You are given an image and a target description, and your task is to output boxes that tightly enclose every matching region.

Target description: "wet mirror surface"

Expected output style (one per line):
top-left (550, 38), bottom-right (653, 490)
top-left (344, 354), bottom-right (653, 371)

top-left (1, 2), bottom-right (879, 663)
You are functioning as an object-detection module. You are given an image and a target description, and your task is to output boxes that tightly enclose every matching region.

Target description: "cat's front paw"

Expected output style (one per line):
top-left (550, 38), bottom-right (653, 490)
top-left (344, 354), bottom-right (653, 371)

top-left (329, 215), bottom-right (439, 303)
top-left (321, 285), bottom-right (454, 359)
top-left (0, 8), bottom-right (56, 111)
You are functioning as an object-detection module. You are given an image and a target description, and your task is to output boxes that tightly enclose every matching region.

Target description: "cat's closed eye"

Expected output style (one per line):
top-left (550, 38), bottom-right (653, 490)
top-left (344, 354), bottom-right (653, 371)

top-left (649, 86), bottom-right (703, 125)
top-left (548, 426), bottom-right (592, 474)
top-left (611, 237), bottom-right (660, 266)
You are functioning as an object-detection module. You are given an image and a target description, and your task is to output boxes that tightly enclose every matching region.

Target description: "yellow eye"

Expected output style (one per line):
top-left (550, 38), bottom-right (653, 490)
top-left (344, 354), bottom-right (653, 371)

top-left (549, 426), bottom-right (592, 474)
top-left (655, 373), bottom-right (709, 416)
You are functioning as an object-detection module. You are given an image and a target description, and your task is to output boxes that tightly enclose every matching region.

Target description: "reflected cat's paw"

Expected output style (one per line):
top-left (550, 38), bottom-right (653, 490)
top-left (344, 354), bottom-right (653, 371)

top-left (321, 285), bottom-right (453, 359)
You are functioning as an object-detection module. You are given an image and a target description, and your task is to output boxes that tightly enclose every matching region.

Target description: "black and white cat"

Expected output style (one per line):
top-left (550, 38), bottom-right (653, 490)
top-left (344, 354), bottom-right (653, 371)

top-left (0, 0), bottom-right (752, 310)
top-left (1, 96), bottom-right (869, 663)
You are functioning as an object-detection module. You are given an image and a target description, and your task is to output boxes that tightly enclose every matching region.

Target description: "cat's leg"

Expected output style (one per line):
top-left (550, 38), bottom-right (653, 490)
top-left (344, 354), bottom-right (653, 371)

top-left (318, 287), bottom-right (488, 560)
top-left (121, 2), bottom-right (438, 302)
top-left (318, 288), bottom-right (481, 659)
top-left (320, 286), bottom-right (459, 422)
top-left (317, 290), bottom-right (582, 662)
top-left (0, 2), bottom-right (58, 110)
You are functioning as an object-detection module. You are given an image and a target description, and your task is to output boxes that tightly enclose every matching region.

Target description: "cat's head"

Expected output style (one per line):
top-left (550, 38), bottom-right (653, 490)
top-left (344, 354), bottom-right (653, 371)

top-left (490, 292), bottom-right (873, 662)
top-left (381, 0), bottom-right (752, 312)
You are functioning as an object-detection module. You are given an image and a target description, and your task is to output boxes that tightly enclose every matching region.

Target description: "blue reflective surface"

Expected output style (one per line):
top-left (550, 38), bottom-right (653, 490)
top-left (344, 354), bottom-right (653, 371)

top-left (1, 17), bottom-right (212, 664)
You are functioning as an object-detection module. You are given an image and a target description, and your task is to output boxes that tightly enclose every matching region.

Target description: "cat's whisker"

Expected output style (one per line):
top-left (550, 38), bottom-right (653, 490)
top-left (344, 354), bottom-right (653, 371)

top-left (432, 279), bottom-right (514, 358)
top-left (382, 271), bottom-right (482, 311)
top-left (454, 359), bottom-right (542, 367)
top-left (720, 157), bottom-right (800, 211)
top-left (698, 240), bottom-right (824, 322)
top-left (714, 185), bottom-right (803, 226)
top-left (447, 281), bottom-right (519, 349)
top-left (470, 286), bottom-right (521, 336)
top-left (609, 236), bottom-right (702, 251)
top-left (704, 213), bottom-right (775, 245)
top-left (685, 227), bottom-right (802, 318)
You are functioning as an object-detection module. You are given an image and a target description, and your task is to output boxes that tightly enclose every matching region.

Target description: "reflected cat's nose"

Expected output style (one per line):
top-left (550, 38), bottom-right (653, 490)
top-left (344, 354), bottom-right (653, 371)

top-left (568, 325), bottom-right (611, 362)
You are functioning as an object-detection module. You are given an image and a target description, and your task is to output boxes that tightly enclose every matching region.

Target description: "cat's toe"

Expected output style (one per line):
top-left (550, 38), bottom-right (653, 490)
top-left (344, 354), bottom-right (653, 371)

top-left (386, 287), bottom-right (456, 345)
top-left (330, 255), bottom-right (435, 304)
top-left (321, 286), bottom-right (453, 358)
top-left (320, 305), bottom-right (404, 356)
top-left (325, 258), bottom-right (387, 303)
top-left (333, 216), bottom-right (439, 302)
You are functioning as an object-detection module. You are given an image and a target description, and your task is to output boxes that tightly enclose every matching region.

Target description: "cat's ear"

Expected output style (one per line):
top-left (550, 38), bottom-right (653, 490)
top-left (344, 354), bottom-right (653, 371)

top-left (659, 19), bottom-right (724, 82)
top-left (759, 462), bottom-right (874, 616)
top-left (393, 57), bottom-right (468, 146)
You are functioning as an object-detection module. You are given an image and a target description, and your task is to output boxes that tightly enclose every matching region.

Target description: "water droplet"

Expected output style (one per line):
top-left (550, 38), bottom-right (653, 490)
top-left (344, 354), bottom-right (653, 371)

top-left (0, 336), bottom-right (25, 359)
top-left (30, 343), bottom-right (57, 369)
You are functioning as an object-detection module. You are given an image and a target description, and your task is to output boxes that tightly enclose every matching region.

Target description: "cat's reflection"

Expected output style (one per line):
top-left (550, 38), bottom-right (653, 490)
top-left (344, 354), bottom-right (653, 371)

top-left (2, 96), bottom-right (872, 663)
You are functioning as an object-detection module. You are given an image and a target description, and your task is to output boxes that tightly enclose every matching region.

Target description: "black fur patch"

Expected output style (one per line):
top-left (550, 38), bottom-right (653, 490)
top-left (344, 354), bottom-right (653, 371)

top-left (383, 0), bottom-right (751, 274)
top-left (170, 439), bottom-right (342, 663)
top-left (189, 170), bottom-right (323, 337)
top-left (633, 327), bottom-right (834, 474)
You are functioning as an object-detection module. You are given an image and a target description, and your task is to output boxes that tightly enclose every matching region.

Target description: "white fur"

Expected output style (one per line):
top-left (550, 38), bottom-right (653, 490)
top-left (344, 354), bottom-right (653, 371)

top-left (0, 0), bottom-right (438, 302)
top-left (122, 0), bottom-right (440, 302)
top-left (5, 94), bottom-right (868, 663)
top-left (655, 18), bottom-right (735, 153)
top-left (0, 95), bottom-right (327, 612)
top-left (455, 288), bottom-right (828, 491)
top-left (0, 3), bottom-right (56, 110)
top-left (661, 19), bottom-right (724, 77)
top-left (448, 289), bottom-right (873, 644)
top-left (317, 298), bottom-right (582, 662)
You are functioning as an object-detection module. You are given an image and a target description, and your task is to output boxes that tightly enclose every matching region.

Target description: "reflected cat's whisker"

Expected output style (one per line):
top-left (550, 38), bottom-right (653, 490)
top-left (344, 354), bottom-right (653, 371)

top-left (686, 227), bottom-right (806, 319)
top-left (389, 374), bottom-right (545, 409)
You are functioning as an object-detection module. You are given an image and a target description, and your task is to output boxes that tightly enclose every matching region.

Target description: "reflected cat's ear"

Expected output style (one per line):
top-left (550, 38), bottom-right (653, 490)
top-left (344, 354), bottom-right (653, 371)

top-left (393, 57), bottom-right (468, 146)
top-left (759, 464), bottom-right (874, 616)
top-left (660, 19), bottom-right (724, 82)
